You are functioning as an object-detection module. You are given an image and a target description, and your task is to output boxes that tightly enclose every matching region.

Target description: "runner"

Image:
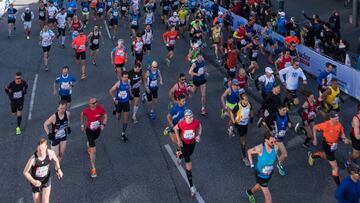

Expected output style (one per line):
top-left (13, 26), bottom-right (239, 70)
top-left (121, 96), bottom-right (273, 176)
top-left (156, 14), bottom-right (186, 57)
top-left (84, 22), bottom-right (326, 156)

top-left (346, 104), bottom-right (360, 168)
top-left (55, 8), bottom-right (67, 48)
top-left (261, 21), bottom-right (276, 64)
top-left (90, 0), bottom-right (98, 20)
top-left (246, 131), bottom-right (279, 203)
top-left (120, 0), bottom-right (129, 24)
top-left (279, 60), bottom-right (307, 109)
top-left (230, 94), bottom-right (253, 166)
top-left (88, 26), bottom-right (104, 65)
top-left (65, 0), bottom-right (77, 24)
top-left (335, 165), bottom-right (360, 202)
top-left (53, 66), bottom-right (76, 107)
top-left (39, 25), bottom-right (56, 71)
top-left (141, 24), bottom-right (154, 65)
top-left (320, 78), bottom-right (343, 113)
top-left (178, 5), bottom-right (189, 36)
top-left (255, 67), bottom-right (276, 99)
top-left (72, 29), bottom-right (87, 79)
top-left (132, 33), bottom-right (145, 64)
top-left (43, 100), bottom-right (71, 161)
top-left (5, 72), bottom-right (28, 135)
top-left (107, 3), bottom-right (120, 40)
top-left (143, 8), bottom-right (155, 27)
top-left (211, 22), bottom-right (223, 62)
top-left (69, 15), bottom-right (83, 39)
top-left (263, 103), bottom-right (293, 176)
top-left (189, 54), bottom-right (208, 116)
top-left (95, 0), bottom-right (106, 25)
top-left (221, 79), bottom-right (241, 135)
top-left (308, 111), bottom-right (351, 185)
top-left (80, 97), bottom-right (108, 178)
top-left (162, 26), bottom-right (179, 67)
top-left (111, 39), bottom-right (128, 78)
top-left (47, 2), bottom-right (58, 29)
top-left (23, 139), bottom-right (63, 203)
top-left (160, 0), bottom-right (171, 24)
top-left (128, 62), bottom-right (143, 123)
top-left (21, 8), bottom-right (34, 40)
top-left (129, 8), bottom-right (141, 38)
top-left (173, 109), bottom-right (202, 196)
top-left (242, 36), bottom-right (264, 80)
top-left (224, 42), bottom-right (239, 79)
top-left (316, 62), bottom-right (335, 95)
top-left (109, 71), bottom-right (132, 143)
top-left (168, 73), bottom-right (191, 103)
top-left (274, 50), bottom-right (292, 75)
top-left (38, 2), bottom-right (46, 30)
top-left (142, 61), bottom-right (164, 119)
top-left (168, 12), bottom-right (180, 29)
top-left (6, 3), bottom-right (18, 39)
top-left (257, 83), bottom-right (281, 125)
top-left (80, 0), bottom-right (91, 27)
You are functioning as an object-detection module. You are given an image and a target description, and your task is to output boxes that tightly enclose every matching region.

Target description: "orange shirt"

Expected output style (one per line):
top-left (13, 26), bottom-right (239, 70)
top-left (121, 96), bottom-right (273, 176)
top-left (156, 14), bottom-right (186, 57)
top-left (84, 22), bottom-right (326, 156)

top-left (284, 36), bottom-right (299, 45)
top-left (162, 31), bottom-right (178, 46)
top-left (315, 120), bottom-right (344, 143)
top-left (72, 34), bottom-right (87, 53)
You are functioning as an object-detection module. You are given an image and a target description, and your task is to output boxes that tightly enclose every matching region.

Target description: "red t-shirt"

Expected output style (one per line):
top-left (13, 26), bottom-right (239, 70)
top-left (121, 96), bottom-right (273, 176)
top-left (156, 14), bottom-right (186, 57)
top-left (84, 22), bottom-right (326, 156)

top-left (226, 49), bottom-right (239, 68)
top-left (178, 119), bottom-right (200, 144)
top-left (163, 31), bottom-right (178, 47)
top-left (237, 75), bottom-right (247, 89)
top-left (82, 105), bottom-right (106, 130)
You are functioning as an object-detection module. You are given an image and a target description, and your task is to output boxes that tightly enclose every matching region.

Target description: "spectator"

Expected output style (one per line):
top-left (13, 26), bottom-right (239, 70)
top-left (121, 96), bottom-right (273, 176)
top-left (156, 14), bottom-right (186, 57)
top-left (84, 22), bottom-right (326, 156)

top-left (329, 11), bottom-right (341, 38)
top-left (303, 11), bottom-right (323, 38)
top-left (286, 17), bottom-right (299, 36)
top-left (211, 0), bottom-right (220, 19)
top-left (301, 25), bottom-right (315, 48)
top-left (276, 11), bottom-right (286, 36)
top-left (335, 165), bottom-right (360, 203)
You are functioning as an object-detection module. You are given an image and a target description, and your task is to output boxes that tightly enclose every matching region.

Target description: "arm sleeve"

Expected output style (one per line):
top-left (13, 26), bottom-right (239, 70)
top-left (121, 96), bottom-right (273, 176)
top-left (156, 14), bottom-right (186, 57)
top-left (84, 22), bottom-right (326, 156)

top-left (278, 67), bottom-right (288, 83)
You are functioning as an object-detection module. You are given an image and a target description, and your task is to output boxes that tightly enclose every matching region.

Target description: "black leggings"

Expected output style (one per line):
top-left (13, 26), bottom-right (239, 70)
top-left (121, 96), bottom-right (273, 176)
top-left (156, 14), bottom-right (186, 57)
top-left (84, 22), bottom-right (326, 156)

top-left (58, 27), bottom-right (66, 36)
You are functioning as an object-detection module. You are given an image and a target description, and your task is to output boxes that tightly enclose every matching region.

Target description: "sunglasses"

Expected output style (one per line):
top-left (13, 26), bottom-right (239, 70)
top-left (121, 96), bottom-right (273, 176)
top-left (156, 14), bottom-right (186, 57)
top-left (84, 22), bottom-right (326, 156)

top-left (180, 78), bottom-right (186, 81)
top-left (90, 101), bottom-right (97, 105)
top-left (269, 140), bottom-right (277, 144)
top-left (15, 77), bottom-right (22, 80)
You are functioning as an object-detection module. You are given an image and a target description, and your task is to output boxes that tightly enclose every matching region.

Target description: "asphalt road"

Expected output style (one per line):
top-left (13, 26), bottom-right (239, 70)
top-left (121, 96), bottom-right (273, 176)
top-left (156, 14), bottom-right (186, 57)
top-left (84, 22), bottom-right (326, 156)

top-left (0, 1), bottom-right (359, 203)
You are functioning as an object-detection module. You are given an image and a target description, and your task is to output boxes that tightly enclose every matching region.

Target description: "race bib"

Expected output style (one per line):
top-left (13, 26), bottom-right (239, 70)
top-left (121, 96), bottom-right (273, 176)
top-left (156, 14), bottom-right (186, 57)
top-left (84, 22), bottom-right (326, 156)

top-left (198, 67), bottom-right (204, 75)
top-left (90, 121), bottom-right (100, 130)
top-left (13, 91), bottom-right (23, 99)
top-left (229, 67), bottom-right (236, 72)
top-left (183, 129), bottom-right (195, 139)
top-left (83, 7), bottom-right (89, 12)
top-left (79, 44), bottom-right (86, 50)
top-left (55, 128), bottom-right (66, 139)
top-left (98, 8), bottom-right (104, 13)
top-left (164, 6), bottom-right (169, 10)
top-left (60, 82), bottom-right (71, 90)
top-left (169, 39), bottom-right (175, 45)
top-left (107, 1), bottom-right (112, 6)
top-left (116, 50), bottom-right (124, 56)
top-left (39, 11), bottom-right (45, 17)
top-left (118, 90), bottom-right (128, 99)
top-left (35, 165), bottom-right (49, 178)
top-left (191, 1), bottom-right (196, 6)
top-left (93, 39), bottom-right (99, 45)
top-left (278, 130), bottom-right (286, 138)
top-left (333, 97), bottom-right (339, 105)
top-left (150, 80), bottom-right (158, 87)
top-left (131, 19), bottom-right (138, 25)
top-left (122, 6), bottom-right (127, 11)
top-left (330, 142), bottom-right (338, 151)
top-left (68, 7), bottom-right (73, 12)
top-left (113, 11), bottom-right (118, 16)
top-left (308, 111), bottom-right (316, 120)
top-left (252, 50), bottom-right (258, 58)
top-left (261, 165), bottom-right (273, 175)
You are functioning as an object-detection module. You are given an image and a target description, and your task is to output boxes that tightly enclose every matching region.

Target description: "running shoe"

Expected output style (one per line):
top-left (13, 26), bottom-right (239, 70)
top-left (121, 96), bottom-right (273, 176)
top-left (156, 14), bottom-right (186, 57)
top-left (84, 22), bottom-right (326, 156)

top-left (227, 126), bottom-right (235, 137)
top-left (26, 36), bottom-right (30, 40)
top-left (168, 102), bottom-right (173, 110)
top-left (190, 186), bottom-right (197, 197)
top-left (256, 117), bottom-right (263, 128)
top-left (294, 123), bottom-right (300, 133)
top-left (248, 73), bottom-right (254, 81)
top-left (201, 108), bottom-right (208, 116)
top-left (44, 66), bottom-right (49, 71)
top-left (92, 60), bottom-right (96, 65)
top-left (246, 190), bottom-right (256, 203)
top-left (121, 133), bottom-right (129, 143)
top-left (308, 151), bottom-right (315, 166)
top-left (90, 168), bottom-right (97, 178)
top-left (221, 108), bottom-right (227, 119)
top-left (141, 93), bottom-right (147, 103)
top-left (15, 127), bottom-right (21, 135)
top-left (277, 163), bottom-right (286, 176)
top-left (166, 58), bottom-right (171, 67)
top-left (163, 127), bottom-right (171, 136)
top-left (243, 157), bottom-right (250, 167)
top-left (132, 115), bottom-right (138, 124)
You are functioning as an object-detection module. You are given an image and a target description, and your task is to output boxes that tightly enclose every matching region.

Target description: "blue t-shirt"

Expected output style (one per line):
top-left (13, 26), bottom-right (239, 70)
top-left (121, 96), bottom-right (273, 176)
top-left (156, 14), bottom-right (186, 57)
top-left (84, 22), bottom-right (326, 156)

top-left (66, 1), bottom-right (77, 15)
top-left (169, 103), bottom-right (186, 125)
top-left (335, 176), bottom-right (360, 203)
top-left (7, 8), bottom-right (17, 20)
top-left (55, 75), bottom-right (76, 96)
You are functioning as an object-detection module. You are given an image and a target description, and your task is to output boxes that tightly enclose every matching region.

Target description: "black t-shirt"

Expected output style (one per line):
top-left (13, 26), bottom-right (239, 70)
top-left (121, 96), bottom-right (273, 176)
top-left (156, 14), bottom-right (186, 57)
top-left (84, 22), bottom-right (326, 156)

top-left (5, 80), bottom-right (28, 101)
top-left (260, 92), bottom-right (281, 115)
top-left (128, 69), bottom-right (142, 89)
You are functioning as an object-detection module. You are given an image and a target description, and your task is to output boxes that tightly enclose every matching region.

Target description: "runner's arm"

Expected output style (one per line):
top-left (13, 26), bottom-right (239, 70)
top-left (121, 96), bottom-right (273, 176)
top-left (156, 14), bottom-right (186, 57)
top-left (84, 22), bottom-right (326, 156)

top-left (101, 113), bottom-right (108, 126)
top-left (48, 149), bottom-right (63, 179)
top-left (166, 113), bottom-right (174, 128)
top-left (188, 63), bottom-right (197, 77)
top-left (23, 156), bottom-right (38, 185)
top-left (168, 84), bottom-right (177, 101)
top-left (43, 114), bottom-right (55, 135)
top-left (247, 144), bottom-right (261, 167)
top-left (221, 89), bottom-right (230, 109)
top-left (109, 81), bottom-right (120, 100)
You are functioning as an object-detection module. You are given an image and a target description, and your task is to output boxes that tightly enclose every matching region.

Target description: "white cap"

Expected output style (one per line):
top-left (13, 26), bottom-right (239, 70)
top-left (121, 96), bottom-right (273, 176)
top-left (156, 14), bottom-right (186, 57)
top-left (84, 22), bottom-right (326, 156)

top-left (218, 11), bottom-right (223, 15)
top-left (184, 109), bottom-right (193, 117)
top-left (265, 67), bottom-right (274, 74)
top-left (173, 11), bottom-right (178, 16)
top-left (278, 11), bottom-right (285, 17)
top-left (25, 7), bottom-right (30, 10)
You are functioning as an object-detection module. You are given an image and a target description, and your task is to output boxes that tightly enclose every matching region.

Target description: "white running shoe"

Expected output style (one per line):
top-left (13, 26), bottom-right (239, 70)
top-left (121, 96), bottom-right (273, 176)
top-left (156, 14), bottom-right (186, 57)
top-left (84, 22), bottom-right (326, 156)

top-left (190, 186), bottom-right (197, 197)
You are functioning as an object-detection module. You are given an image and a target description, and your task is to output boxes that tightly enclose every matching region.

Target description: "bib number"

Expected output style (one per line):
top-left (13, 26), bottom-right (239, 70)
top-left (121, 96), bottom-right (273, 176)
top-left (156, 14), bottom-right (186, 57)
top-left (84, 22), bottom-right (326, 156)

top-left (113, 11), bottom-right (118, 16)
top-left (13, 91), bottom-right (23, 99)
top-left (118, 90), bottom-right (128, 99)
top-left (60, 82), bottom-right (71, 90)
top-left (90, 121), bottom-right (100, 130)
top-left (92, 39), bottom-right (99, 45)
top-left (198, 67), bottom-right (204, 75)
top-left (308, 111), bottom-right (316, 120)
top-left (55, 128), bottom-right (66, 139)
top-left (122, 6), bottom-right (127, 11)
top-left (35, 165), bottom-right (49, 178)
top-left (98, 8), bottom-right (104, 13)
top-left (79, 44), bottom-right (86, 50)
top-left (150, 80), bottom-right (158, 88)
top-left (252, 50), bottom-right (258, 58)
top-left (261, 165), bottom-right (273, 175)
top-left (277, 130), bottom-right (286, 138)
top-left (183, 129), bottom-right (195, 139)
top-left (330, 142), bottom-right (338, 152)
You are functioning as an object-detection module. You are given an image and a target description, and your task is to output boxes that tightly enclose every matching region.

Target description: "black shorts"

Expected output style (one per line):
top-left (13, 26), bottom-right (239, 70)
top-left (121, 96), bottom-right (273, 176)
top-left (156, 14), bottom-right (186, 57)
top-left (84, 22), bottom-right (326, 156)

top-left (255, 173), bottom-right (271, 187)
top-left (51, 135), bottom-right (67, 146)
top-left (181, 141), bottom-right (196, 163)
top-left (143, 44), bottom-right (151, 51)
top-left (322, 140), bottom-right (336, 161)
top-left (146, 89), bottom-right (158, 101)
top-left (86, 128), bottom-right (101, 147)
top-left (131, 25), bottom-right (139, 30)
top-left (166, 46), bottom-right (174, 51)
top-left (48, 18), bottom-right (56, 24)
top-left (97, 12), bottom-right (104, 16)
top-left (115, 102), bottom-right (130, 113)
top-left (11, 100), bottom-right (24, 113)
top-left (121, 11), bottom-right (126, 16)
top-left (110, 18), bottom-right (118, 26)
top-left (31, 176), bottom-right (51, 193)
top-left (76, 51), bottom-right (86, 60)
top-left (57, 27), bottom-right (66, 36)
top-left (135, 52), bottom-right (143, 62)
top-left (60, 95), bottom-right (72, 103)
top-left (227, 68), bottom-right (236, 79)
top-left (115, 63), bottom-right (125, 68)
top-left (286, 89), bottom-right (298, 99)
top-left (8, 19), bottom-right (16, 24)
top-left (90, 44), bottom-right (99, 50)
top-left (67, 13), bottom-right (74, 18)
top-left (39, 17), bottom-right (46, 21)
top-left (351, 132), bottom-right (360, 151)
top-left (42, 45), bottom-right (51, 52)
top-left (131, 88), bottom-right (140, 98)
top-left (193, 79), bottom-right (206, 87)
top-left (234, 123), bottom-right (248, 137)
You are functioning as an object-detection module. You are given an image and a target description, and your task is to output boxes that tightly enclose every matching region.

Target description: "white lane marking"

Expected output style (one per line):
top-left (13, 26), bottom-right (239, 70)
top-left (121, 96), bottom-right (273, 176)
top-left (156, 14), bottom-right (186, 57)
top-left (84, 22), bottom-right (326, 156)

top-left (104, 20), bottom-right (112, 40)
top-left (70, 101), bottom-right (88, 110)
top-left (164, 144), bottom-right (205, 203)
top-left (28, 74), bottom-right (38, 120)
top-left (17, 197), bottom-right (23, 203)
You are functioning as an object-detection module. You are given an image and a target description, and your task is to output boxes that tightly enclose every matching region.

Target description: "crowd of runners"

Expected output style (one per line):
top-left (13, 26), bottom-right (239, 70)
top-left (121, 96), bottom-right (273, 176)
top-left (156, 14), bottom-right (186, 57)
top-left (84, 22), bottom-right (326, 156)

top-left (2, 0), bottom-right (360, 202)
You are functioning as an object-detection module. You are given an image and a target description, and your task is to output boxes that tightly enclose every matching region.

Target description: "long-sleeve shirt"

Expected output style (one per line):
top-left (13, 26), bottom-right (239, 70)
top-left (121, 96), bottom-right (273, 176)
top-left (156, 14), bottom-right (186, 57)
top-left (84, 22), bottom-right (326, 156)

top-left (335, 176), bottom-right (360, 203)
top-left (279, 66), bottom-right (307, 90)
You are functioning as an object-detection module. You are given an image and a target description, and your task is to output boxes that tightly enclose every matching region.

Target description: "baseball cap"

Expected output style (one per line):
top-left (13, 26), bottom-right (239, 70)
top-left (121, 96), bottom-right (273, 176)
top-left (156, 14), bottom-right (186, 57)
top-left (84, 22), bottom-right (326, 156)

top-left (232, 79), bottom-right (239, 85)
top-left (265, 67), bottom-right (274, 74)
top-left (218, 11), bottom-right (223, 15)
top-left (278, 11), bottom-right (285, 17)
top-left (184, 109), bottom-right (193, 117)
top-left (329, 111), bottom-right (339, 118)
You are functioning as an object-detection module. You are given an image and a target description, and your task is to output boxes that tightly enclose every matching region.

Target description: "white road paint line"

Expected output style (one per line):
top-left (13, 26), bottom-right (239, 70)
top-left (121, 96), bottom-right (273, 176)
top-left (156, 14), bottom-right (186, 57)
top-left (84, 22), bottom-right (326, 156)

top-left (18, 197), bottom-right (24, 203)
top-left (104, 20), bottom-right (112, 40)
top-left (28, 74), bottom-right (38, 120)
top-left (70, 100), bottom-right (88, 110)
top-left (164, 144), bottom-right (205, 203)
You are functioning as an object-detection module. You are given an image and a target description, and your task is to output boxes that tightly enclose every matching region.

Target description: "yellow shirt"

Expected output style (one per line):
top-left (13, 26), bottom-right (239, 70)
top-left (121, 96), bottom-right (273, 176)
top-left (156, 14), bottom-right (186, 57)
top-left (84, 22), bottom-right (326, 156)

top-left (178, 9), bottom-right (188, 22)
top-left (326, 86), bottom-right (340, 109)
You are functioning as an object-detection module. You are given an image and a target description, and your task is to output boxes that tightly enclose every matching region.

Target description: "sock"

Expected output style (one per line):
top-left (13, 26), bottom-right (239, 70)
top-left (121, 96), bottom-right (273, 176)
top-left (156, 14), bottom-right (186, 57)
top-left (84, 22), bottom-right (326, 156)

top-left (61, 36), bottom-right (65, 45)
top-left (186, 169), bottom-right (193, 187)
top-left (332, 175), bottom-right (340, 185)
top-left (133, 105), bottom-right (139, 117)
top-left (241, 144), bottom-right (246, 158)
top-left (304, 137), bottom-right (310, 145)
top-left (17, 116), bottom-right (22, 127)
top-left (122, 123), bottom-right (128, 133)
top-left (247, 189), bottom-right (253, 195)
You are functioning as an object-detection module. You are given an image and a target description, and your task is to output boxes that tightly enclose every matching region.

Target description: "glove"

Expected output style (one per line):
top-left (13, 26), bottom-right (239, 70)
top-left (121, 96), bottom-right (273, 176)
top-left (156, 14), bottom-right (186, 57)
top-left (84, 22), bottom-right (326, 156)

top-left (47, 132), bottom-right (55, 140)
top-left (67, 127), bottom-right (71, 134)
